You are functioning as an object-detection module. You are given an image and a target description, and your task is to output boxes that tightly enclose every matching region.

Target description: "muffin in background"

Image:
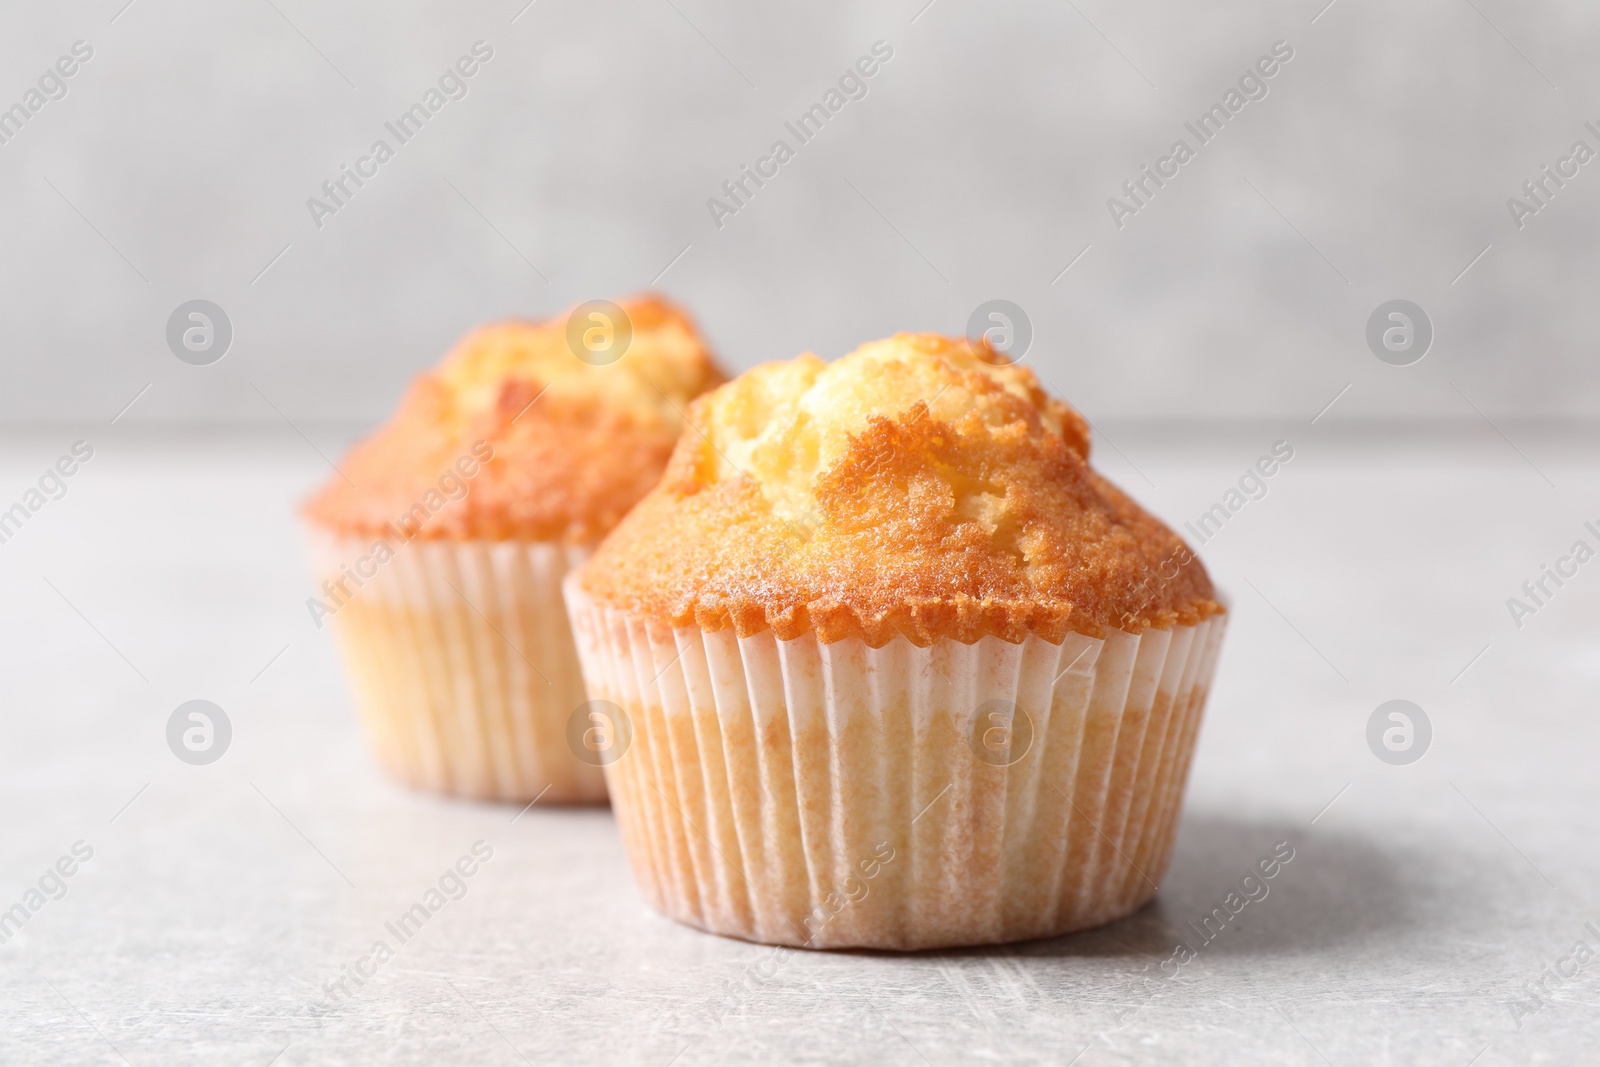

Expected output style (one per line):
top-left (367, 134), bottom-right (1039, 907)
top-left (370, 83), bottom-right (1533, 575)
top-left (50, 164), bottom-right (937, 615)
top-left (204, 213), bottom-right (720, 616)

top-left (566, 333), bottom-right (1226, 948)
top-left (303, 296), bottom-right (725, 803)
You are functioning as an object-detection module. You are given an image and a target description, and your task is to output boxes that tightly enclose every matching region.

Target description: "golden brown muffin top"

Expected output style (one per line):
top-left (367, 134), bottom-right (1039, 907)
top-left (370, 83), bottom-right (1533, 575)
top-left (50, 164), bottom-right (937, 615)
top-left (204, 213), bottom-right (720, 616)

top-left (302, 295), bottom-right (725, 544)
top-left (577, 332), bottom-right (1223, 646)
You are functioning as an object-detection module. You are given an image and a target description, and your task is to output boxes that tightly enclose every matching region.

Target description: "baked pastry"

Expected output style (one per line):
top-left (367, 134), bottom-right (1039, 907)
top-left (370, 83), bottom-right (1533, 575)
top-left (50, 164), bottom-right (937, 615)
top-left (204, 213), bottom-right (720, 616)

top-left (303, 296), bottom-right (724, 802)
top-left (565, 332), bottom-right (1225, 947)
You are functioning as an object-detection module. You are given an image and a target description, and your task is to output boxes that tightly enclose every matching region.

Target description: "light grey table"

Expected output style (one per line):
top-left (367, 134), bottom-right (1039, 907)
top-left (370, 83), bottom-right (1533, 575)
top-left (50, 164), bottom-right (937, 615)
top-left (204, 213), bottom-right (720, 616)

top-left (1, 424), bottom-right (1595, 1066)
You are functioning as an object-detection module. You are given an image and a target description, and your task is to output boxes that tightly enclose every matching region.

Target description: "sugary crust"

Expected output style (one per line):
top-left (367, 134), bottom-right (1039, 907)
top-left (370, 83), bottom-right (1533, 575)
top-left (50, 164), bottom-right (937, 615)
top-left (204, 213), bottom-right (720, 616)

top-left (302, 296), bottom-right (725, 544)
top-left (577, 333), bottom-right (1222, 645)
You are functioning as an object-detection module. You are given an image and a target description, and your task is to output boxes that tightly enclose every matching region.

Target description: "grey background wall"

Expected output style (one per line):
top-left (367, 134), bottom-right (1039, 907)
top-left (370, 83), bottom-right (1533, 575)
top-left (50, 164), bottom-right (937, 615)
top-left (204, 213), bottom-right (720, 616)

top-left (1, 0), bottom-right (1596, 426)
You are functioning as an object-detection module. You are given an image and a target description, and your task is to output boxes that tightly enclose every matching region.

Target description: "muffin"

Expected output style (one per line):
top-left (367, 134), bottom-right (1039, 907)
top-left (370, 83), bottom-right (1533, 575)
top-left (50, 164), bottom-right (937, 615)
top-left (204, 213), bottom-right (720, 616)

top-left (303, 296), bottom-right (725, 803)
top-left (564, 333), bottom-right (1226, 949)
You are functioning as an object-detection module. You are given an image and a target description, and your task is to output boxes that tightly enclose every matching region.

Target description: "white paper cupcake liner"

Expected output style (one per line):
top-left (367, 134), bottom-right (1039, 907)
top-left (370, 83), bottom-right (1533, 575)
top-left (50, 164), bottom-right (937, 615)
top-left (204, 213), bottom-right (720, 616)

top-left (308, 532), bottom-right (606, 803)
top-left (565, 576), bottom-right (1225, 950)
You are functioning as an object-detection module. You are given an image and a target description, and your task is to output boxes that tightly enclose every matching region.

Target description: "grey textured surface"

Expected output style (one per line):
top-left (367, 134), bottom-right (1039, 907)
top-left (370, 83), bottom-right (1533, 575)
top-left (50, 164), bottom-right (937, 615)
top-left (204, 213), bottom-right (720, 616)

top-left (3, 0), bottom-right (1600, 423)
top-left (1, 425), bottom-right (1596, 1065)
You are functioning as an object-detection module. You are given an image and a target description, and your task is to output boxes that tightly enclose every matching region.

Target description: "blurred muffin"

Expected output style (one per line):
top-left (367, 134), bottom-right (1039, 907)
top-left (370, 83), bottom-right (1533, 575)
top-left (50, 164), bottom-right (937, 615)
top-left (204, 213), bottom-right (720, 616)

top-left (565, 333), bottom-right (1225, 948)
top-left (303, 296), bottom-right (724, 803)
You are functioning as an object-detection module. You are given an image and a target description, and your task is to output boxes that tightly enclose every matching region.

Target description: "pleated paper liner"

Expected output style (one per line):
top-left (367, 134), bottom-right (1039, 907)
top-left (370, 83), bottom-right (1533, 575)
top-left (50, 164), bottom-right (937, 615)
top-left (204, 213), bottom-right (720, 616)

top-left (566, 576), bottom-right (1225, 950)
top-left (308, 531), bottom-right (607, 803)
